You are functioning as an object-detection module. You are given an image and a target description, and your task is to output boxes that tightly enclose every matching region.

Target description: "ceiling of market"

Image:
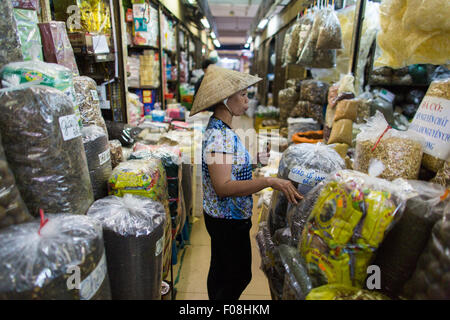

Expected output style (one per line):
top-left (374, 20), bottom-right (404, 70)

top-left (207, 0), bottom-right (262, 46)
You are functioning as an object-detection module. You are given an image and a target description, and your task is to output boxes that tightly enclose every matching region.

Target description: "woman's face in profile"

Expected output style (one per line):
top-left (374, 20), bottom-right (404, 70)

top-left (227, 89), bottom-right (249, 116)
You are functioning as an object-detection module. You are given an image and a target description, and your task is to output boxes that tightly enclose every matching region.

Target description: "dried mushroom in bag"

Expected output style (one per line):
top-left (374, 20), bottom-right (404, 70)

top-left (0, 85), bottom-right (94, 216)
top-left (82, 126), bottom-right (112, 200)
top-left (74, 76), bottom-right (107, 135)
top-left (0, 134), bottom-right (32, 229)
top-left (0, 214), bottom-right (111, 300)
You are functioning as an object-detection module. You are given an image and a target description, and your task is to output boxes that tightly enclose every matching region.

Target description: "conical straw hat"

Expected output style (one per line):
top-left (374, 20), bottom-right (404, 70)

top-left (190, 65), bottom-right (262, 116)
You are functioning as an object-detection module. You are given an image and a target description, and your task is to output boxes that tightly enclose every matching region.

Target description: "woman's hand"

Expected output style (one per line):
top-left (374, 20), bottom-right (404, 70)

top-left (267, 177), bottom-right (303, 205)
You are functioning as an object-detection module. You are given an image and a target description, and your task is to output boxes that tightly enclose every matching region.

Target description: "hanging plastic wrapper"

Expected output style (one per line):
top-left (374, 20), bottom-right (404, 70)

top-left (306, 284), bottom-right (390, 300)
top-left (282, 25), bottom-right (296, 67)
top-left (82, 126), bottom-right (112, 200)
top-left (403, 217), bottom-right (450, 300)
top-left (300, 170), bottom-right (410, 288)
top-left (87, 194), bottom-right (166, 300)
top-left (408, 78), bottom-right (450, 173)
top-left (0, 133), bottom-right (33, 230)
top-left (12, 8), bottom-right (43, 62)
top-left (1, 61), bottom-right (82, 128)
top-left (0, 214), bottom-right (111, 300)
top-left (286, 21), bottom-right (302, 65)
top-left (0, 1), bottom-right (24, 70)
top-left (0, 85), bottom-right (94, 216)
top-left (73, 76), bottom-right (107, 134)
top-left (38, 21), bottom-right (80, 77)
top-left (373, 180), bottom-right (449, 298)
top-left (296, 11), bottom-right (314, 63)
top-left (375, 0), bottom-right (450, 68)
top-left (279, 244), bottom-right (313, 300)
top-left (354, 111), bottom-right (424, 180)
top-left (70, 0), bottom-right (112, 34)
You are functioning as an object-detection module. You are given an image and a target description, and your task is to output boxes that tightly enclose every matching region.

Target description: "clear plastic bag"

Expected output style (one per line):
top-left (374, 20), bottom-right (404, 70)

top-left (278, 87), bottom-right (299, 127)
top-left (300, 80), bottom-right (329, 105)
top-left (279, 244), bottom-right (313, 300)
top-left (87, 194), bottom-right (166, 299)
top-left (13, 8), bottom-right (43, 62)
top-left (0, 214), bottom-right (111, 300)
top-left (73, 76), bottom-right (107, 134)
top-left (108, 159), bottom-right (168, 206)
top-left (373, 180), bottom-right (449, 298)
top-left (311, 49), bottom-right (336, 69)
top-left (0, 85), bottom-right (94, 216)
top-left (354, 111), bottom-right (424, 180)
top-left (403, 217), bottom-right (450, 299)
top-left (431, 160), bottom-right (450, 188)
top-left (300, 169), bottom-right (409, 288)
top-left (327, 119), bottom-right (353, 145)
top-left (286, 22), bottom-right (302, 65)
top-left (316, 8), bottom-right (343, 50)
top-left (82, 126), bottom-right (112, 200)
top-left (296, 12), bottom-right (315, 61)
top-left (0, 133), bottom-right (32, 229)
top-left (278, 143), bottom-right (345, 196)
top-left (127, 92), bottom-right (144, 126)
top-left (282, 25), bottom-right (296, 67)
top-left (109, 140), bottom-right (123, 169)
top-left (0, 1), bottom-right (24, 70)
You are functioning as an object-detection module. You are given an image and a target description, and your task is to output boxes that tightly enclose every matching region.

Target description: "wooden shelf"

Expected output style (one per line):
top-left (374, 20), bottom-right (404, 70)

top-left (128, 45), bottom-right (160, 51)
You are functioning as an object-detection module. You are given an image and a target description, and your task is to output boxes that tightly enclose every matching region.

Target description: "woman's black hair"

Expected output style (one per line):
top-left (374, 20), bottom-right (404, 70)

top-left (202, 59), bottom-right (215, 70)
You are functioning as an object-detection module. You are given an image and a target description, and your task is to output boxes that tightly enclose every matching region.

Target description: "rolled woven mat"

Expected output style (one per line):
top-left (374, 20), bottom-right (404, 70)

top-left (372, 183), bottom-right (447, 298)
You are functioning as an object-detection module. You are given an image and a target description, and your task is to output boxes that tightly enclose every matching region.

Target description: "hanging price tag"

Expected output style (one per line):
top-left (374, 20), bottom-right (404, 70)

top-left (59, 114), bottom-right (82, 141)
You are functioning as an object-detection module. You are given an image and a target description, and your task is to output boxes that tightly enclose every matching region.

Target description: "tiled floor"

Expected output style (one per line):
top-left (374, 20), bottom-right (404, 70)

top-left (173, 196), bottom-right (272, 300)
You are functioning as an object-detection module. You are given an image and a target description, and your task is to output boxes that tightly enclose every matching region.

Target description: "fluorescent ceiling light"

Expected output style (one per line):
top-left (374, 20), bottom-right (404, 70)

top-left (211, 32), bottom-right (216, 39)
top-left (187, 0), bottom-right (196, 4)
top-left (246, 36), bottom-right (253, 44)
top-left (257, 18), bottom-right (268, 30)
top-left (244, 43), bottom-right (250, 48)
top-left (201, 18), bottom-right (210, 29)
top-left (213, 39), bottom-right (221, 48)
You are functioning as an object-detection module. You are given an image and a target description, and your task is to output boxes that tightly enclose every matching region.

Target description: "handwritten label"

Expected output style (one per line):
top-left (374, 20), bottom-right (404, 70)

top-left (98, 149), bottom-right (111, 166)
top-left (90, 90), bottom-right (99, 101)
top-left (408, 96), bottom-right (450, 160)
top-left (59, 114), bottom-right (82, 141)
top-left (288, 167), bottom-right (327, 187)
top-left (79, 253), bottom-right (107, 300)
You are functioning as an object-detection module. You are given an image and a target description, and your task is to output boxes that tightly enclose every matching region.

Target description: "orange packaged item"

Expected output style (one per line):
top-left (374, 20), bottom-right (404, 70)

top-left (292, 130), bottom-right (323, 144)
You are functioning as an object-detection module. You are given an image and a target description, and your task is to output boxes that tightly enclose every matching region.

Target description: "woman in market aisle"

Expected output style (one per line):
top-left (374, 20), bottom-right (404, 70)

top-left (190, 65), bottom-right (303, 300)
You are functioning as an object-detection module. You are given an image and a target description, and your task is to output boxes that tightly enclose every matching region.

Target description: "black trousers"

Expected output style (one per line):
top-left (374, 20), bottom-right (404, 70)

top-left (203, 212), bottom-right (252, 300)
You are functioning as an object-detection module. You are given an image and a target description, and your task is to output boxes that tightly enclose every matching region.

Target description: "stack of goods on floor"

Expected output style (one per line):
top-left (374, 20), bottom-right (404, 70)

top-left (87, 194), bottom-right (166, 300)
top-left (107, 156), bottom-right (172, 280)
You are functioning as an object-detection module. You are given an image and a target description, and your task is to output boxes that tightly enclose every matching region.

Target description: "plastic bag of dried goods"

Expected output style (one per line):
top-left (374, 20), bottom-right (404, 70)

top-left (300, 80), bottom-right (329, 105)
top-left (403, 217), bottom-right (450, 300)
top-left (87, 194), bottom-right (166, 300)
top-left (73, 76), bottom-right (107, 134)
top-left (0, 214), bottom-right (111, 300)
top-left (334, 99), bottom-right (359, 122)
top-left (355, 111), bottom-right (424, 180)
top-left (279, 87), bottom-right (299, 127)
top-left (327, 119), bottom-right (353, 145)
top-left (316, 8), bottom-right (343, 50)
top-left (0, 133), bottom-right (32, 229)
top-left (300, 170), bottom-right (409, 288)
top-left (0, 85), bottom-right (93, 216)
top-left (109, 140), bottom-right (123, 169)
top-left (82, 126), bottom-right (112, 200)
top-left (306, 284), bottom-right (390, 300)
top-left (373, 180), bottom-right (449, 298)
top-left (280, 244), bottom-right (313, 300)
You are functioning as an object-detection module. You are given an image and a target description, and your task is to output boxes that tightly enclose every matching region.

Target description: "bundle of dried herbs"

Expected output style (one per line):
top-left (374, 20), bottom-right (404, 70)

top-left (0, 214), bottom-right (111, 300)
top-left (0, 85), bottom-right (94, 216)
